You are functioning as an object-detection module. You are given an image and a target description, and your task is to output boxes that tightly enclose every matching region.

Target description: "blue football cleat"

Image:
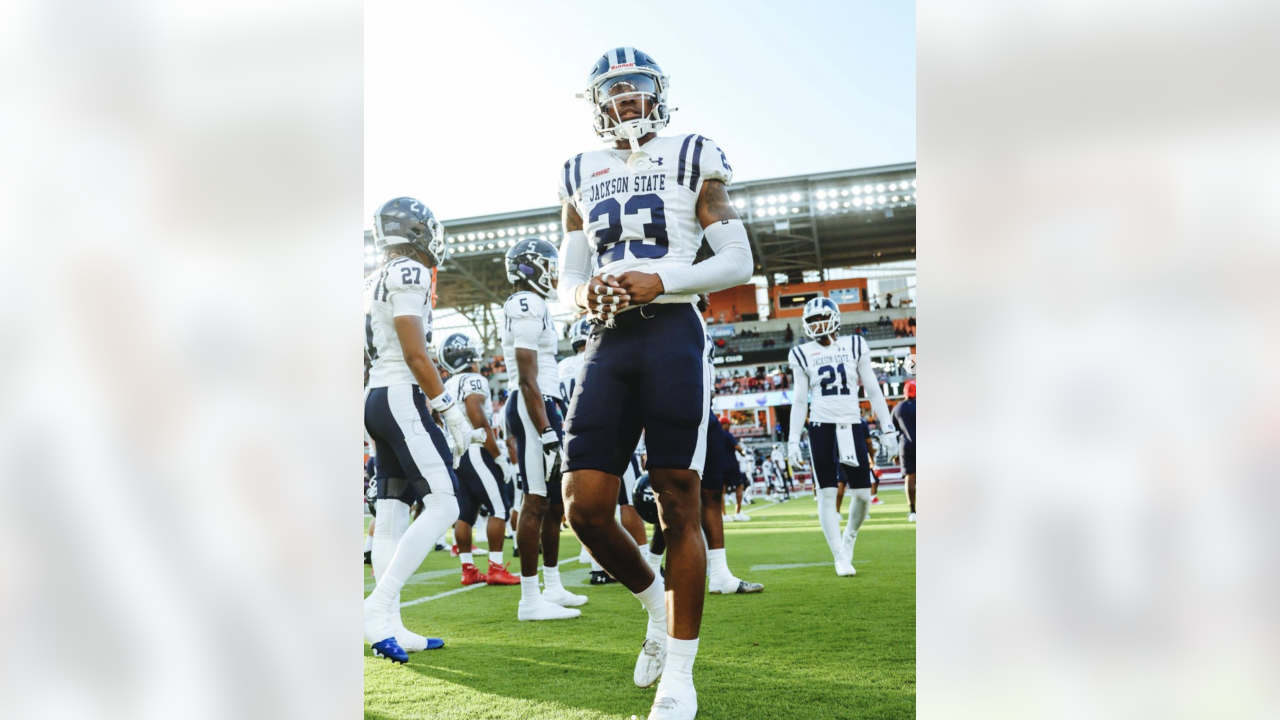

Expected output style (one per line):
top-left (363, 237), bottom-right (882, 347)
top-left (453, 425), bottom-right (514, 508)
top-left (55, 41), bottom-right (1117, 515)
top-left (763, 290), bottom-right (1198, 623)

top-left (424, 638), bottom-right (445, 650)
top-left (370, 637), bottom-right (409, 664)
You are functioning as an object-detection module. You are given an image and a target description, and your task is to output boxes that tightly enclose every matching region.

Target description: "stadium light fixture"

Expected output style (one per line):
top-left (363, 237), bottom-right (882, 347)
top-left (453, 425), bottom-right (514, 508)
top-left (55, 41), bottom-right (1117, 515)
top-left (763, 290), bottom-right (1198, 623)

top-left (497, 229), bottom-right (506, 237)
top-left (815, 190), bottom-right (827, 199)
top-left (889, 183), bottom-right (897, 191)
top-left (911, 180), bottom-right (916, 188)
top-left (789, 192), bottom-right (801, 202)
top-left (852, 187), bottom-right (862, 195)
top-left (878, 195), bottom-right (887, 203)
top-left (853, 198), bottom-right (863, 207)
top-left (733, 199), bottom-right (745, 209)
top-left (843, 201), bottom-right (850, 208)
top-left (548, 222), bottom-right (558, 230)
top-left (863, 184), bottom-right (873, 193)
top-left (487, 243), bottom-right (495, 249)
top-left (892, 195), bottom-right (900, 202)
top-left (876, 184), bottom-right (885, 192)
top-left (754, 196), bottom-right (765, 205)
top-left (817, 201), bottom-right (828, 210)
top-left (840, 189), bottom-right (849, 197)
top-left (538, 224), bottom-right (547, 232)
top-left (766, 196), bottom-right (776, 205)
top-left (467, 244), bottom-right (476, 251)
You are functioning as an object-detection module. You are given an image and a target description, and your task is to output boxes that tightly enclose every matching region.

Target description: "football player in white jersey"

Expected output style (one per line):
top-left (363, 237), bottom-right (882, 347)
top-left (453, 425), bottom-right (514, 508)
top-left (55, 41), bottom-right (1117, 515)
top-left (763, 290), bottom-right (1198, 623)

top-left (787, 298), bottom-right (899, 577)
top-left (501, 238), bottom-right (588, 621)
top-left (438, 334), bottom-right (520, 587)
top-left (363, 197), bottom-right (481, 663)
top-left (557, 47), bottom-right (754, 720)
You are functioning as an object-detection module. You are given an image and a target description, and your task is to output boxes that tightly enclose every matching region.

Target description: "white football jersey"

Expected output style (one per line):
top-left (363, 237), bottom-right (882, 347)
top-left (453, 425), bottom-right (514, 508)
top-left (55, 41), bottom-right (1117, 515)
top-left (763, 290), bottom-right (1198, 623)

top-left (444, 372), bottom-right (492, 428)
top-left (500, 291), bottom-right (560, 396)
top-left (789, 334), bottom-right (872, 424)
top-left (557, 133), bottom-right (733, 306)
top-left (365, 256), bottom-right (434, 388)
top-left (557, 351), bottom-right (585, 404)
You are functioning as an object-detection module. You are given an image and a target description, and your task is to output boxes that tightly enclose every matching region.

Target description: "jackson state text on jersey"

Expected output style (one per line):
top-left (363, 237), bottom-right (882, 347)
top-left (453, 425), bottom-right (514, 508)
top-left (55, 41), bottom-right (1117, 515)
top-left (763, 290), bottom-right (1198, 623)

top-left (557, 134), bottom-right (733, 305)
top-left (365, 256), bottom-right (434, 388)
top-left (789, 335), bottom-right (869, 424)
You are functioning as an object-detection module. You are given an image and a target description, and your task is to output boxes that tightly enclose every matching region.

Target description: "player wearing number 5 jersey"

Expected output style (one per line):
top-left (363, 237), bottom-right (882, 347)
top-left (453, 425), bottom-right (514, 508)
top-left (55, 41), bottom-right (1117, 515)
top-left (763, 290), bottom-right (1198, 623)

top-left (556, 47), bottom-right (754, 720)
top-left (787, 297), bottom-right (899, 578)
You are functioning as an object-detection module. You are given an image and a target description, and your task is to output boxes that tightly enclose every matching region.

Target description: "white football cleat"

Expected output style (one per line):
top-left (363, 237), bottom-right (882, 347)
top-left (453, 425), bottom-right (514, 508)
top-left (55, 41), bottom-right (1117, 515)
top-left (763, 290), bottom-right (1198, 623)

top-left (733, 513), bottom-right (750, 522)
top-left (633, 637), bottom-right (667, 688)
top-left (708, 576), bottom-right (764, 595)
top-left (394, 620), bottom-right (428, 652)
top-left (722, 514), bottom-right (735, 523)
top-left (578, 547), bottom-right (592, 564)
top-left (517, 598), bottom-right (581, 621)
top-left (908, 512), bottom-right (916, 522)
top-left (840, 535), bottom-right (855, 565)
top-left (835, 559), bottom-right (857, 577)
top-left (648, 677), bottom-right (697, 720)
top-left (542, 587), bottom-right (589, 608)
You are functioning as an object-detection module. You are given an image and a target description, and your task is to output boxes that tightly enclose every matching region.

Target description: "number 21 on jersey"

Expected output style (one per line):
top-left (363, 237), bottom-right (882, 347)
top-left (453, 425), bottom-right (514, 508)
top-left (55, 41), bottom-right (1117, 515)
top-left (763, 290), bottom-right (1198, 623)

top-left (817, 364), bottom-right (851, 396)
top-left (589, 193), bottom-right (669, 266)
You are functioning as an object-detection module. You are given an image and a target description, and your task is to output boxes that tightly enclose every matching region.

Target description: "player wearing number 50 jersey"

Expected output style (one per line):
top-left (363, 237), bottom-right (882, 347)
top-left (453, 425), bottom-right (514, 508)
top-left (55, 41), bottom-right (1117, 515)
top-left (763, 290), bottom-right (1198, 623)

top-left (787, 297), bottom-right (899, 578)
top-left (556, 47), bottom-right (754, 720)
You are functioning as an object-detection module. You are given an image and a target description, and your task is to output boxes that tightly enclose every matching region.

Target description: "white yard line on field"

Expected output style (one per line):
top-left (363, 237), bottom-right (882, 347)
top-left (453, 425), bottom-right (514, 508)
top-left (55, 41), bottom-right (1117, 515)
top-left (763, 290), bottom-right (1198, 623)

top-left (747, 561), bottom-right (870, 571)
top-left (400, 582), bottom-right (487, 607)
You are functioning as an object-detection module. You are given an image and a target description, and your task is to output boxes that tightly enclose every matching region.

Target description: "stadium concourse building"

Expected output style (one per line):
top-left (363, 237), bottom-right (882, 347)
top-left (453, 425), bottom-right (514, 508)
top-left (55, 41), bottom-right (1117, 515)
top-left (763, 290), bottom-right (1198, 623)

top-left (364, 163), bottom-right (916, 444)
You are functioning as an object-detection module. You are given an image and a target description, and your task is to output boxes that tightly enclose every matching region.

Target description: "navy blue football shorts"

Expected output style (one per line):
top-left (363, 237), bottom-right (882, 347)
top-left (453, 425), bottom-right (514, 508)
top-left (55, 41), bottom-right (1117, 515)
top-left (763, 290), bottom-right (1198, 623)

top-left (806, 421), bottom-right (871, 490)
top-left (563, 303), bottom-right (712, 478)
top-left (505, 390), bottom-right (566, 499)
top-left (700, 410), bottom-right (725, 493)
top-left (456, 445), bottom-right (513, 525)
top-left (364, 385), bottom-right (459, 504)
top-left (903, 450), bottom-right (916, 475)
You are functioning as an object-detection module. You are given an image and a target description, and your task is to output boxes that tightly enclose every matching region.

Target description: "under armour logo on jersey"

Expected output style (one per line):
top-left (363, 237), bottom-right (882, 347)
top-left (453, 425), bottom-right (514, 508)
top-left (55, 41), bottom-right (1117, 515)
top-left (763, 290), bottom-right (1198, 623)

top-left (651, 157), bottom-right (664, 166)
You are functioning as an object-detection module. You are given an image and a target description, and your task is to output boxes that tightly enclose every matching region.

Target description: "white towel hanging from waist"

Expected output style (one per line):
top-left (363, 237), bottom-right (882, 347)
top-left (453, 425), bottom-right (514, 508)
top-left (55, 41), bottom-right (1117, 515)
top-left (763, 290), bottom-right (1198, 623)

top-left (836, 423), bottom-right (859, 466)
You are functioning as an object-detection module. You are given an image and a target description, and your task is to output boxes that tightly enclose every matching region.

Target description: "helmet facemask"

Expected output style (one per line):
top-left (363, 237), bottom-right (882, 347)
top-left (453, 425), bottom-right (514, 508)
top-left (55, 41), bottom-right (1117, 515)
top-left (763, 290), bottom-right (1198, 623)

top-left (588, 71), bottom-right (670, 152)
top-left (508, 251), bottom-right (559, 299)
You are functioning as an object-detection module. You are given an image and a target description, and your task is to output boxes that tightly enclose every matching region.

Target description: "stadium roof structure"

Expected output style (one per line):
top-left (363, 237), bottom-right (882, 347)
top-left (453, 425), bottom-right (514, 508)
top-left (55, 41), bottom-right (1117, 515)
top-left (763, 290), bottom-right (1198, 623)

top-left (364, 163), bottom-right (915, 339)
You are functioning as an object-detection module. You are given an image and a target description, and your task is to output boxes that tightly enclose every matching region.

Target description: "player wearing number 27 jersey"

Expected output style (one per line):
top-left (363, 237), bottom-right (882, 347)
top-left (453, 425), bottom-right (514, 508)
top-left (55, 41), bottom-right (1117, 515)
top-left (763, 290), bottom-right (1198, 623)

top-left (556, 47), bottom-right (754, 720)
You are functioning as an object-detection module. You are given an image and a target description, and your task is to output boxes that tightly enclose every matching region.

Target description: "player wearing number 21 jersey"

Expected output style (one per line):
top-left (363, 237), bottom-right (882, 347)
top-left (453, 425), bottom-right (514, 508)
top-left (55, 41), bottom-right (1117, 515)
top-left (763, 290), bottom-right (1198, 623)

top-left (556, 47), bottom-right (754, 720)
top-left (787, 297), bottom-right (898, 579)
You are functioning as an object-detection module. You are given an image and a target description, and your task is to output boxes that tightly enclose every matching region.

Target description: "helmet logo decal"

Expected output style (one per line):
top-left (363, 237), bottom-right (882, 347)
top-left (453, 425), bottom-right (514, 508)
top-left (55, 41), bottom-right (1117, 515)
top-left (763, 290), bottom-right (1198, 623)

top-left (609, 62), bottom-right (636, 70)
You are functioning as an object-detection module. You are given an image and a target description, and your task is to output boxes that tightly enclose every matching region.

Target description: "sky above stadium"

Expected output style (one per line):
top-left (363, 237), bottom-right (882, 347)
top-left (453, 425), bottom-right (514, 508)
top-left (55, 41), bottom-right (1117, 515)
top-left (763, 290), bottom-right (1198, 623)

top-left (365, 0), bottom-right (916, 223)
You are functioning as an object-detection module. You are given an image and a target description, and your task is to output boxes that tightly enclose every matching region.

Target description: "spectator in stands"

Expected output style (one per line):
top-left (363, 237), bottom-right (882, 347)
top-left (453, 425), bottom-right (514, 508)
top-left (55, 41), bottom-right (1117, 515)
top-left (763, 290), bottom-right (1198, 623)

top-left (784, 323), bottom-right (794, 343)
top-left (885, 292), bottom-right (894, 308)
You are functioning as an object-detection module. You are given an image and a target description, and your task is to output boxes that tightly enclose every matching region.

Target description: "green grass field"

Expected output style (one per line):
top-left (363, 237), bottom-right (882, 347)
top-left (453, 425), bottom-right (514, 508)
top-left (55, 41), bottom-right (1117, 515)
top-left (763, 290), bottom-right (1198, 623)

top-left (364, 491), bottom-right (915, 720)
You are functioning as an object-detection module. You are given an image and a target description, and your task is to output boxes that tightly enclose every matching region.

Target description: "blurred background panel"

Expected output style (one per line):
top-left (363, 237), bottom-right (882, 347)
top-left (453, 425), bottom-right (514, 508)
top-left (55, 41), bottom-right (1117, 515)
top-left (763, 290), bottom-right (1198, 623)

top-left (919, 1), bottom-right (1280, 719)
top-left (0, 0), bottom-right (363, 719)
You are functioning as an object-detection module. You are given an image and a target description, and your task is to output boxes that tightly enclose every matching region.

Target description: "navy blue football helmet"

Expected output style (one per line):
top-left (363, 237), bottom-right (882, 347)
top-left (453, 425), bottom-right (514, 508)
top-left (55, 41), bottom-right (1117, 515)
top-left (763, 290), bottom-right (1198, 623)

top-left (505, 238), bottom-right (559, 299)
top-left (632, 473), bottom-right (659, 524)
top-left (569, 318), bottom-right (591, 351)
top-left (437, 332), bottom-right (481, 374)
top-left (581, 47), bottom-right (673, 145)
top-left (802, 297), bottom-right (841, 339)
top-left (373, 197), bottom-right (447, 267)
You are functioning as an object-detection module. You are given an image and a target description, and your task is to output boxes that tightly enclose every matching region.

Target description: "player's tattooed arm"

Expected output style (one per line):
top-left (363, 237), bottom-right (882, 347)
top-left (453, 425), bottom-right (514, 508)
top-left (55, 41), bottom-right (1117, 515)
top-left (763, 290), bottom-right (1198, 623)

top-left (696, 179), bottom-right (741, 229)
top-left (564, 201), bottom-right (631, 316)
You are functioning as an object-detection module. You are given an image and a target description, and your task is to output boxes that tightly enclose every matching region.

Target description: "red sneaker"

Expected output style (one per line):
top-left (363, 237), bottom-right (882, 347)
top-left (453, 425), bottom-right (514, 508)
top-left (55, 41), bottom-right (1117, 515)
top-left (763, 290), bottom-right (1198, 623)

top-left (460, 563), bottom-right (486, 585)
top-left (450, 544), bottom-right (460, 557)
top-left (485, 563), bottom-right (520, 586)
top-left (870, 496), bottom-right (884, 505)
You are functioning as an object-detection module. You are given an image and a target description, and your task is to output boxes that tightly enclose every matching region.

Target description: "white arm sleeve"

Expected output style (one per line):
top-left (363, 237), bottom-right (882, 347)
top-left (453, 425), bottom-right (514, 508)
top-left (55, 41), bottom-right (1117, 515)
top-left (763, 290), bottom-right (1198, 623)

top-left (855, 338), bottom-right (893, 428)
top-left (509, 318), bottom-right (543, 351)
top-left (656, 219), bottom-right (753, 296)
top-left (389, 291), bottom-right (425, 317)
top-left (788, 349), bottom-right (810, 445)
top-left (557, 229), bottom-right (592, 309)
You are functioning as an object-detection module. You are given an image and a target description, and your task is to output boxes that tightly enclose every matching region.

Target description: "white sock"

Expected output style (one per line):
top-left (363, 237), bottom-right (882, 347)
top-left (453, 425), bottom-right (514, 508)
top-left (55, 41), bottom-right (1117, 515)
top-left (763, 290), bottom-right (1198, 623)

top-left (637, 543), bottom-right (649, 558)
top-left (542, 565), bottom-right (563, 592)
top-left (488, 551), bottom-right (504, 567)
top-left (843, 488), bottom-right (871, 559)
top-left (633, 577), bottom-right (667, 641)
top-left (591, 557), bottom-right (604, 572)
top-left (646, 550), bottom-right (664, 574)
top-left (665, 637), bottom-right (699, 684)
top-left (372, 494), bottom-right (459, 605)
top-left (520, 574), bottom-right (541, 602)
top-left (363, 534), bottom-right (373, 553)
top-left (707, 547), bottom-right (732, 582)
top-left (372, 499), bottom-right (411, 582)
top-left (459, 552), bottom-right (473, 566)
top-left (816, 487), bottom-right (844, 561)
